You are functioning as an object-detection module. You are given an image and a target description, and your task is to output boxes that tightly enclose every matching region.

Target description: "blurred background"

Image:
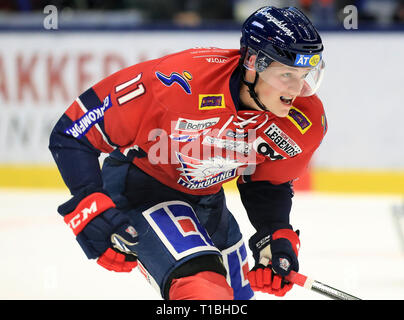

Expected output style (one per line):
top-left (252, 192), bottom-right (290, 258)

top-left (0, 0), bottom-right (403, 193)
top-left (0, 0), bottom-right (403, 300)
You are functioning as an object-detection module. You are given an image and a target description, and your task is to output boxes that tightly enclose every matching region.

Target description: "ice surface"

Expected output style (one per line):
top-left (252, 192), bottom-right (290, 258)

top-left (0, 188), bottom-right (403, 300)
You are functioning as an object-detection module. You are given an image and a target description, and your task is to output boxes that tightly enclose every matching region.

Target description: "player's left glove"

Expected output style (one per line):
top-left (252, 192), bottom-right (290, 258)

top-left (248, 227), bottom-right (300, 297)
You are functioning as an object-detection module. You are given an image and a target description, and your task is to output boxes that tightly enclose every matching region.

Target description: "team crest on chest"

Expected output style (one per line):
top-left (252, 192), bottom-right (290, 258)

top-left (176, 152), bottom-right (244, 189)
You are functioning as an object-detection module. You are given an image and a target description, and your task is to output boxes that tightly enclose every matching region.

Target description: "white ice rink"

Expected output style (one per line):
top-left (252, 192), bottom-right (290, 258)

top-left (1, 188), bottom-right (403, 300)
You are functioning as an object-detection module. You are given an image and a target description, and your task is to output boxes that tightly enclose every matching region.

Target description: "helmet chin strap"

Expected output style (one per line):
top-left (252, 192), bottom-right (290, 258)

top-left (241, 71), bottom-right (268, 112)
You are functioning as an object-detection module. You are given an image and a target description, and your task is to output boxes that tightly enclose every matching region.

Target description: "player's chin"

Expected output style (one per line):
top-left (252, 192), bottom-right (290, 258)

top-left (274, 102), bottom-right (292, 117)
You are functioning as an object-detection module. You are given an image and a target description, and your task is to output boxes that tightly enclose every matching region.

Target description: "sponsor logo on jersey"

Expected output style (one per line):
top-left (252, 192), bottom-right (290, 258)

top-left (176, 152), bottom-right (243, 189)
top-left (198, 94), bottom-right (226, 110)
top-left (175, 117), bottom-right (219, 131)
top-left (65, 94), bottom-right (112, 139)
top-left (205, 56), bottom-right (228, 63)
top-left (263, 123), bottom-right (302, 157)
top-left (226, 130), bottom-right (248, 139)
top-left (202, 135), bottom-right (251, 155)
top-left (155, 71), bottom-right (192, 94)
top-left (169, 132), bottom-right (201, 142)
top-left (287, 106), bottom-right (312, 134)
top-left (294, 54), bottom-right (321, 67)
top-left (253, 137), bottom-right (285, 161)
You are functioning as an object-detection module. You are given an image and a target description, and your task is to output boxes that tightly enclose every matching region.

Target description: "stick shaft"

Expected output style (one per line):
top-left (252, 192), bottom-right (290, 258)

top-left (310, 279), bottom-right (361, 300)
top-left (285, 271), bottom-right (361, 300)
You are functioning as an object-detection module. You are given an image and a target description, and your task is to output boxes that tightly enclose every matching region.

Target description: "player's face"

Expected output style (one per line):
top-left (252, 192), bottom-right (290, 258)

top-left (255, 62), bottom-right (310, 117)
top-left (241, 59), bottom-right (312, 117)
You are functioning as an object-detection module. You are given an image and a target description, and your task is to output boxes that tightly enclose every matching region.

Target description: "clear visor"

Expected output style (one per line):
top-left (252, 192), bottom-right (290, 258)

top-left (243, 49), bottom-right (325, 97)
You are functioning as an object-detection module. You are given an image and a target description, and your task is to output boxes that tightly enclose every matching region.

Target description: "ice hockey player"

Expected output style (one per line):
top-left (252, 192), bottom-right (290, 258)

top-left (49, 6), bottom-right (327, 300)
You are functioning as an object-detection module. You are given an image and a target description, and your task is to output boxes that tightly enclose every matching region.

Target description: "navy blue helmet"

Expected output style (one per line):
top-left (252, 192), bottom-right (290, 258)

top-left (240, 6), bottom-right (323, 69)
top-left (240, 6), bottom-right (325, 100)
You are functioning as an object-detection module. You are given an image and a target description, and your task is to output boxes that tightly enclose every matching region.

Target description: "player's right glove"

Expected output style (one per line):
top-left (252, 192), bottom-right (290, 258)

top-left (248, 227), bottom-right (300, 297)
top-left (58, 187), bottom-right (138, 272)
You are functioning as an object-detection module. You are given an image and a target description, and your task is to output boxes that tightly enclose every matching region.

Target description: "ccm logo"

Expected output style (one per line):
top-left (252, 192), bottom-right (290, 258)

top-left (63, 193), bottom-right (115, 236)
top-left (68, 201), bottom-right (97, 229)
top-left (64, 201), bottom-right (100, 235)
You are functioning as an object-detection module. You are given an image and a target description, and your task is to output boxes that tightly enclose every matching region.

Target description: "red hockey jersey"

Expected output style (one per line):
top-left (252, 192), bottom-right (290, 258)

top-left (62, 48), bottom-right (327, 195)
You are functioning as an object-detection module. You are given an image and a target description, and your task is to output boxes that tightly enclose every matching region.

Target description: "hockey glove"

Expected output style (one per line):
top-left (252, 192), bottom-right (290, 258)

top-left (58, 189), bottom-right (138, 272)
top-left (248, 227), bottom-right (300, 297)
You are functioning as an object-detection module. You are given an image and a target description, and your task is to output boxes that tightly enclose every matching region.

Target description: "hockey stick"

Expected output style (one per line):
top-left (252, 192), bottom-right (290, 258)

top-left (285, 270), bottom-right (361, 300)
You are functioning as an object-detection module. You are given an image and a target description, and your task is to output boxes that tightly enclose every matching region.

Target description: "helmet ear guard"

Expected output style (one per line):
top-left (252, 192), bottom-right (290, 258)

top-left (241, 51), bottom-right (268, 112)
top-left (242, 48), bottom-right (273, 73)
top-left (243, 48), bottom-right (256, 71)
